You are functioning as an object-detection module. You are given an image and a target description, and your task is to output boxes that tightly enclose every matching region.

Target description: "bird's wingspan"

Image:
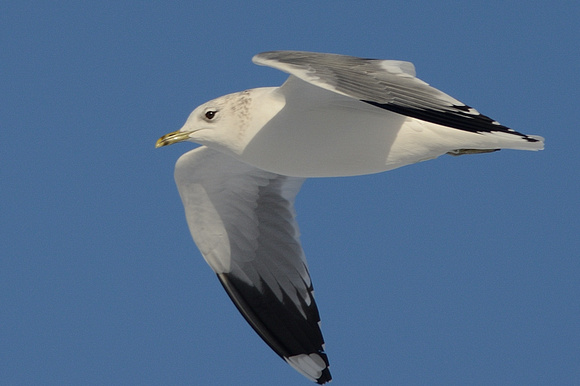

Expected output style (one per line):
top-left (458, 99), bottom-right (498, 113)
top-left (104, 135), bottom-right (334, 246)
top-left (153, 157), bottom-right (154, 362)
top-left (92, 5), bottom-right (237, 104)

top-left (253, 50), bottom-right (541, 141)
top-left (174, 146), bottom-right (331, 384)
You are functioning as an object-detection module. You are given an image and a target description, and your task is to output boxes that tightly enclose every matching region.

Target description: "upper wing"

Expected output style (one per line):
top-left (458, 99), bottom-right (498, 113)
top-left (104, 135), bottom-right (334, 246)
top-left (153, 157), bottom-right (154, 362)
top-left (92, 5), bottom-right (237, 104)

top-left (253, 50), bottom-right (540, 141)
top-left (174, 146), bottom-right (331, 384)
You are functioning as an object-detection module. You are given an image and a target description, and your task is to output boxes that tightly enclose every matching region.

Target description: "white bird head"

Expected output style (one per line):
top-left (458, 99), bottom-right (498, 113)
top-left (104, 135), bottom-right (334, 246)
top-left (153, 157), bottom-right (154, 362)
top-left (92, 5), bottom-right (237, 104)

top-left (156, 88), bottom-right (281, 156)
top-left (156, 92), bottom-right (242, 151)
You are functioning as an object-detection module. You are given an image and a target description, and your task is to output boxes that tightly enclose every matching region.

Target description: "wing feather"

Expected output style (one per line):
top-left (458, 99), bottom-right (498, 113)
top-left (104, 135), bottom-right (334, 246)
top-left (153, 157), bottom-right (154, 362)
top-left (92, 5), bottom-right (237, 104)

top-left (174, 146), bottom-right (331, 383)
top-left (253, 50), bottom-right (540, 141)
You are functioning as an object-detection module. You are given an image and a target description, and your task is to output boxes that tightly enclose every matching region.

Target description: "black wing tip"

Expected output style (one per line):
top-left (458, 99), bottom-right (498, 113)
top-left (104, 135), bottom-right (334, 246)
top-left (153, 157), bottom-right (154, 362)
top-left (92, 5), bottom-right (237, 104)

top-left (524, 135), bottom-right (541, 142)
top-left (317, 365), bottom-right (332, 384)
top-left (317, 368), bottom-right (332, 384)
top-left (216, 273), bottom-right (331, 382)
top-left (363, 100), bottom-right (541, 141)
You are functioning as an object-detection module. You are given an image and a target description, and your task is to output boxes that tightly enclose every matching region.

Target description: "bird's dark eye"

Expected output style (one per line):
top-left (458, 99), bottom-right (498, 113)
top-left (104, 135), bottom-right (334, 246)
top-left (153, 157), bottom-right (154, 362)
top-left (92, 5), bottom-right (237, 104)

top-left (205, 110), bottom-right (217, 120)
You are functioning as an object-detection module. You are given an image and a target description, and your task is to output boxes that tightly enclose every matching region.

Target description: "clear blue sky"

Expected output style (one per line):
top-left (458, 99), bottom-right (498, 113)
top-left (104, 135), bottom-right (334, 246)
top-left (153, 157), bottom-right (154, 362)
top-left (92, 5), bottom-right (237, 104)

top-left (2, 2), bottom-right (578, 385)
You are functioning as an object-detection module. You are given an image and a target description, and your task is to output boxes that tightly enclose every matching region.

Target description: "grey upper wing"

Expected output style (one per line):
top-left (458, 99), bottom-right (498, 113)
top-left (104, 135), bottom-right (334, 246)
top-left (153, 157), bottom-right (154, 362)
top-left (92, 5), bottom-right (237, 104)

top-left (174, 146), bottom-right (331, 384)
top-left (253, 50), bottom-right (539, 141)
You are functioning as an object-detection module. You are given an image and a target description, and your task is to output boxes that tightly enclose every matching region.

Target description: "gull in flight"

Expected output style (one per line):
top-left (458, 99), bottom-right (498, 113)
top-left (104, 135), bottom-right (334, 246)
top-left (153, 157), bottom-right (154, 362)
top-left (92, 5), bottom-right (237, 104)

top-left (156, 51), bottom-right (544, 384)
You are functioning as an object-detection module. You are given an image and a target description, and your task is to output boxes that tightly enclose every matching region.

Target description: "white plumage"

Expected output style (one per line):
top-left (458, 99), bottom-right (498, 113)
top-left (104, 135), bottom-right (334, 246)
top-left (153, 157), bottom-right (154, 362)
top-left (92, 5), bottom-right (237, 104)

top-left (156, 51), bottom-right (544, 384)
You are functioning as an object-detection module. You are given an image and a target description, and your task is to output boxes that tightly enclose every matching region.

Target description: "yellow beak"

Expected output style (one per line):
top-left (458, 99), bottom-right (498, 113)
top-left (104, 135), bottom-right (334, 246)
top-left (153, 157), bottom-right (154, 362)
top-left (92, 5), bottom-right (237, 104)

top-left (155, 130), bottom-right (192, 148)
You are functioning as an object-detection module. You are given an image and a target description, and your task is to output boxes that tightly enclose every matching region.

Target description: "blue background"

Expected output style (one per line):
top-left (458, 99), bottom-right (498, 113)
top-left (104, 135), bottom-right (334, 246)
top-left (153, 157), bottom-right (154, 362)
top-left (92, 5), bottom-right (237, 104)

top-left (2, 2), bottom-right (578, 385)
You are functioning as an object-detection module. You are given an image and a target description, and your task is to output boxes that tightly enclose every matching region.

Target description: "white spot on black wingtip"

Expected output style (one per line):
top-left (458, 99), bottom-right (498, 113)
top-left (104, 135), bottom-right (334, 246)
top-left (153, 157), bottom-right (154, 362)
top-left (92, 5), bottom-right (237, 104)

top-left (452, 104), bottom-right (480, 116)
top-left (285, 353), bottom-right (332, 384)
top-left (526, 134), bottom-right (544, 143)
top-left (523, 134), bottom-right (543, 143)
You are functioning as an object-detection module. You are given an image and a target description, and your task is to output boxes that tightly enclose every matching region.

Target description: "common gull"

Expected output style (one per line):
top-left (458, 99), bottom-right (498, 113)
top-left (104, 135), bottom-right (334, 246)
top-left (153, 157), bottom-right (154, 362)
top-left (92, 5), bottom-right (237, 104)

top-left (156, 51), bottom-right (544, 384)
